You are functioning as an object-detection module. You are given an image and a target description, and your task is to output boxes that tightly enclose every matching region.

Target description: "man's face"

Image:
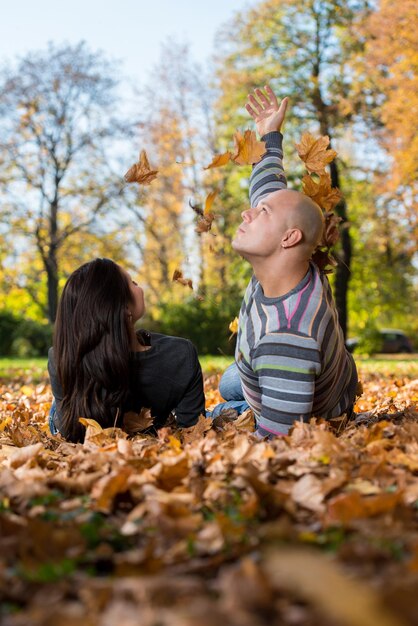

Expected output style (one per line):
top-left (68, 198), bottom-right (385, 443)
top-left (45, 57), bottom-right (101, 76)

top-left (232, 191), bottom-right (290, 259)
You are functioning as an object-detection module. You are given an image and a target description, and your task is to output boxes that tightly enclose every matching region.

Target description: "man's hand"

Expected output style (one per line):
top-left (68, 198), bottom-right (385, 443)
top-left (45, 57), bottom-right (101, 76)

top-left (246, 86), bottom-right (288, 137)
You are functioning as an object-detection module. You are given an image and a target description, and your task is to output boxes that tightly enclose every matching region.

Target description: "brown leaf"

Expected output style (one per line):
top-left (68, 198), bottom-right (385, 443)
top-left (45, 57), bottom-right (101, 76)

top-left (122, 408), bottom-right (154, 435)
top-left (233, 408), bottom-right (255, 431)
top-left (124, 149), bottom-right (158, 185)
top-left (8, 442), bottom-right (43, 469)
top-left (190, 192), bottom-right (217, 234)
top-left (311, 248), bottom-right (338, 273)
top-left (204, 151), bottom-right (231, 169)
top-left (291, 473), bottom-right (326, 513)
top-left (325, 490), bottom-right (402, 525)
top-left (182, 414), bottom-right (214, 444)
top-left (262, 546), bottom-right (404, 626)
top-left (172, 269), bottom-right (193, 290)
top-left (296, 133), bottom-right (337, 174)
top-left (232, 130), bottom-right (266, 165)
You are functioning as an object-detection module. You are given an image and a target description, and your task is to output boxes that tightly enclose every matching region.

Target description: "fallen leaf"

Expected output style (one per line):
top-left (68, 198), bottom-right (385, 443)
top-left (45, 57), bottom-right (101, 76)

top-left (262, 546), bottom-right (404, 626)
top-left (182, 414), bottom-right (214, 444)
top-left (291, 473), bottom-right (325, 513)
top-left (123, 408), bottom-right (154, 435)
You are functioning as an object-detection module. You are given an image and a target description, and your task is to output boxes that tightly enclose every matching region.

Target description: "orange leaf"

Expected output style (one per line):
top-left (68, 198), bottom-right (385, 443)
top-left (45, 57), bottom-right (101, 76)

top-left (172, 269), bottom-right (193, 290)
top-left (302, 174), bottom-right (342, 211)
top-left (204, 190), bottom-right (218, 215)
top-left (325, 490), bottom-right (401, 525)
top-left (232, 130), bottom-right (266, 165)
top-left (296, 133), bottom-right (337, 174)
top-left (124, 149), bottom-right (158, 185)
top-left (204, 151), bottom-right (231, 170)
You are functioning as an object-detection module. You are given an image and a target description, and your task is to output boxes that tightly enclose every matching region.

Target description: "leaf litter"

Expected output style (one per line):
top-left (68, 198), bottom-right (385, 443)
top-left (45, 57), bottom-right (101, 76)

top-left (0, 368), bottom-right (417, 625)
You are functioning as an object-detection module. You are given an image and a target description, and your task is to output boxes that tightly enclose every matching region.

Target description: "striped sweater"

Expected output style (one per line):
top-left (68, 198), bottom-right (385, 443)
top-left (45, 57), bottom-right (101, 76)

top-left (236, 131), bottom-right (358, 435)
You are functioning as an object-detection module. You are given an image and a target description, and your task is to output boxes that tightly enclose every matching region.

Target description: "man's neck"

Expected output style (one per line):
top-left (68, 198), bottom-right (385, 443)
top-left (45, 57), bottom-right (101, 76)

top-left (252, 257), bottom-right (310, 298)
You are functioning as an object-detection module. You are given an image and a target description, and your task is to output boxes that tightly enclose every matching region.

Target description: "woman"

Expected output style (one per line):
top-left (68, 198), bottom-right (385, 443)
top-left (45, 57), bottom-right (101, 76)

top-left (48, 258), bottom-right (205, 442)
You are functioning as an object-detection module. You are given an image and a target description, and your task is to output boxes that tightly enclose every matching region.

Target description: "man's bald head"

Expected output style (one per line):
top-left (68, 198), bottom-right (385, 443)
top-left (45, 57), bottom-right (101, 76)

top-left (268, 189), bottom-right (324, 252)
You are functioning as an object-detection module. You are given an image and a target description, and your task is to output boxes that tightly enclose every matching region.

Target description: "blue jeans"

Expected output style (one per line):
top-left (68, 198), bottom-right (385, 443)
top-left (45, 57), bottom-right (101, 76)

top-left (49, 399), bottom-right (59, 435)
top-left (209, 363), bottom-right (249, 418)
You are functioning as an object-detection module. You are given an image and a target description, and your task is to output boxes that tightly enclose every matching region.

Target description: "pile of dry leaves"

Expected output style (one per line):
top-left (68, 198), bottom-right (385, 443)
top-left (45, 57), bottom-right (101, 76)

top-left (0, 369), bottom-right (417, 626)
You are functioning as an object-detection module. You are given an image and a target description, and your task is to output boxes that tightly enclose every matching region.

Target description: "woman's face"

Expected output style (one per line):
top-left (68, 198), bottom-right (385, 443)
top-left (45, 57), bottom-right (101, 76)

top-left (121, 268), bottom-right (145, 322)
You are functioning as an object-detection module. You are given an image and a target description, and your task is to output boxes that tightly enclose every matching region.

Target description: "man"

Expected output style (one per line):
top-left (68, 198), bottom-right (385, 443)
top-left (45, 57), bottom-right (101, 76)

top-left (230, 85), bottom-right (358, 437)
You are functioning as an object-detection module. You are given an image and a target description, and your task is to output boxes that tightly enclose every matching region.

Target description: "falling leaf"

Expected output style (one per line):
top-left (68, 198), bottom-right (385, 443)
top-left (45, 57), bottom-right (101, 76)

top-left (302, 173), bottom-right (342, 211)
top-left (204, 151), bottom-right (231, 170)
top-left (320, 211), bottom-right (342, 248)
top-left (229, 317), bottom-right (239, 335)
top-left (172, 269), bottom-right (193, 290)
top-left (311, 248), bottom-right (338, 273)
top-left (189, 193), bottom-right (217, 234)
top-left (232, 130), bottom-right (266, 165)
top-left (296, 133), bottom-right (337, 174)
top-left (124, 149), bottom-right (158, 185)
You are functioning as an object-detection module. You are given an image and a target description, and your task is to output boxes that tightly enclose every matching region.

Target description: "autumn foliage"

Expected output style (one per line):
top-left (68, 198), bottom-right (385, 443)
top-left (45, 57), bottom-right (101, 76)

top-left (1, 365), bottom-right (418, 625)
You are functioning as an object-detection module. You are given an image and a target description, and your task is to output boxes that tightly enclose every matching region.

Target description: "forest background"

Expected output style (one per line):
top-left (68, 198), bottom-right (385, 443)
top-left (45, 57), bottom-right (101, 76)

top-left (0, 0), bottom-right (417, 358)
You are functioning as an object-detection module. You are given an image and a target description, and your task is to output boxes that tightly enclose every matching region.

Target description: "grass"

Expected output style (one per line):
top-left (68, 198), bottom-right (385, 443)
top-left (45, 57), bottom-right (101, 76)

top-left (0, 354), bottom-right (417, 384)
top-left (0, 358), bottom-right (48, 383)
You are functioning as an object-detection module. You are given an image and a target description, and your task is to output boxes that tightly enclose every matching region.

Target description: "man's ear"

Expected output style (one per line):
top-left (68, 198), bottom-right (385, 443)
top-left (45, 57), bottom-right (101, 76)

top-left (281, 228), bottom-right (303, 248)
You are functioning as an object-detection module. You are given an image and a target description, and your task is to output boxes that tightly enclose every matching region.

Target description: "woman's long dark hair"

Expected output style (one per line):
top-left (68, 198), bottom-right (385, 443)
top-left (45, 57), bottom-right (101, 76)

top-left (54, 258), bottom-right (133, 442)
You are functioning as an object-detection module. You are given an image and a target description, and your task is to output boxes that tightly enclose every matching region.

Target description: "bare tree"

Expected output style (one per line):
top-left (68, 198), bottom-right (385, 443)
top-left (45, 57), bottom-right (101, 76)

top-left (0, 42), bottom-right (133, 322)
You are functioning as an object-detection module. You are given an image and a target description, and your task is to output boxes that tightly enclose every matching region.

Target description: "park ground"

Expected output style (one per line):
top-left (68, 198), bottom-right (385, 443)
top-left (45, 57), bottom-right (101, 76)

top-left (0, 355), bottom-right (417, 625)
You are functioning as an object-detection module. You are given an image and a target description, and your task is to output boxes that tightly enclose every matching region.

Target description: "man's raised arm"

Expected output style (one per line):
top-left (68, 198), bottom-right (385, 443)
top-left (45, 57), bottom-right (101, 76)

top-left (246, 86), bottom-right (289, 207)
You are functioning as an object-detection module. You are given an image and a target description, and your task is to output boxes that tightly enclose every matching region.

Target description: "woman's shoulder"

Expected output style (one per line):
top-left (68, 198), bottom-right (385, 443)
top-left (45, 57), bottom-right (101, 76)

top-left (142, 330), bottom-right (195, 348)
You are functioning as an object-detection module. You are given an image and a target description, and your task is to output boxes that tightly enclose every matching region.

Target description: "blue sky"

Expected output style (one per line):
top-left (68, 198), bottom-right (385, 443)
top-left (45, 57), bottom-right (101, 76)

top-left (0, 0), bottom-right (251, 82)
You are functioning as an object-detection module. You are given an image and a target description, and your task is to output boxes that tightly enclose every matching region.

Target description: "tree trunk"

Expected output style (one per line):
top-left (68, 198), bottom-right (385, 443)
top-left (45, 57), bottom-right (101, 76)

top-left (46, 258), bottom-right (59, 323)
top-left (48, 197), bottom-right (59, 323)
top-left (329, 160), bottom-right (352, 339)
top-left (317, 111), bottom-right (352, 339)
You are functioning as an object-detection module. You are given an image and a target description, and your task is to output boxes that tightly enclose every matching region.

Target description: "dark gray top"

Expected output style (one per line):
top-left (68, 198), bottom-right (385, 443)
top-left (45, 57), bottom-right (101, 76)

top-left (48, 330), bottom-right (205, 433)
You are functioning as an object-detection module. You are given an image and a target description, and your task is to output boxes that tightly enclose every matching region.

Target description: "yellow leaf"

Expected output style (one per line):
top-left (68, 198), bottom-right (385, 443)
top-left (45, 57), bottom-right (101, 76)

top-left (296, 133), bottom-right (337, 174)
top-left (124, 149), bottom-right (158, 185)
top-left (20, 385), bottom-right (34, 397)
top-left (204, 151), bottom-right (231, 169)
top-left (79, 417), bottom-right (103, 440)
top-left (0, 417), bottom-right (12, 432)
top-left (168, 435), bottom-right (182, 452)
top-left (232, 130), bottom-right (266, 165)
top-left (229, 317), bottom-right (239, 335)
